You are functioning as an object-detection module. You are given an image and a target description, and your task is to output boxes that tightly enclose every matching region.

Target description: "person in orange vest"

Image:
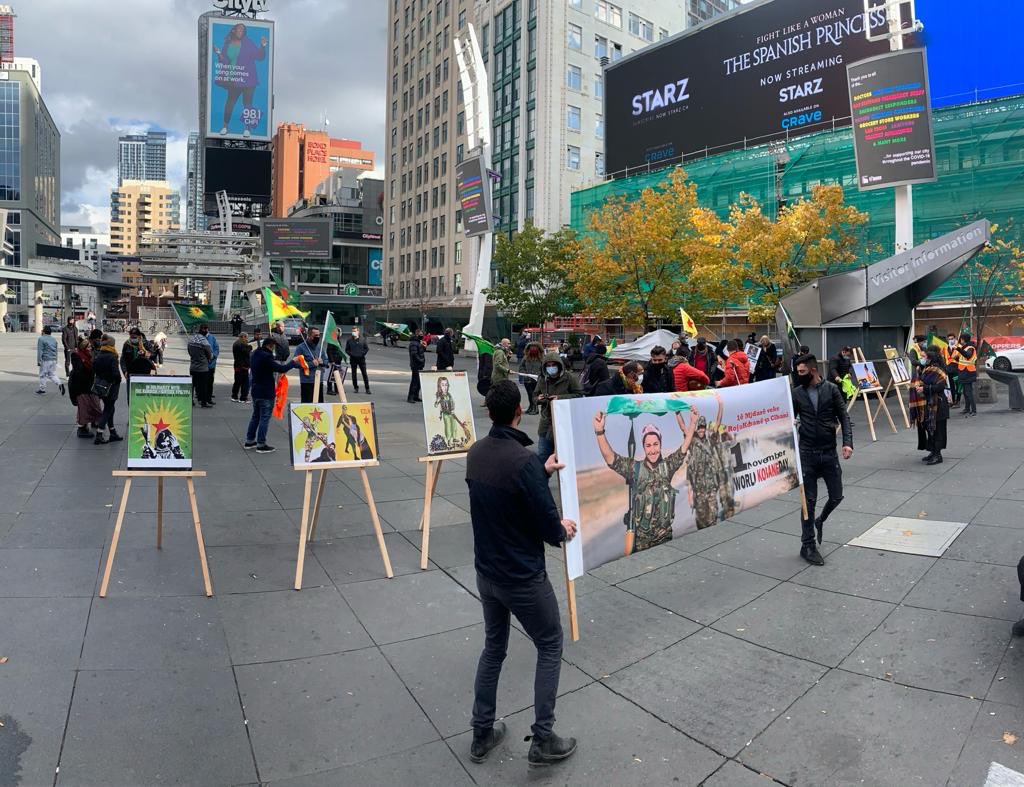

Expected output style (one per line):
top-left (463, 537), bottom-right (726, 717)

top-left (943, 332), bottom-right (960, 406)
top-left (951, 331), bottom-right (978, 416)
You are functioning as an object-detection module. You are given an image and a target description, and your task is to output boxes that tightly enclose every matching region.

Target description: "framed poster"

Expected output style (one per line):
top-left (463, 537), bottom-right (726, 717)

top-left (420, 371), bottom-right (477, 455)
top-left (853, 361), bottom-right (882, 391)
top-left (127, 376), bottom-right (194, 470)
top-left (887, 357), bottom-right (911, 384)
top-left (744, 343), bottom-right (761, 368)
top-left (288, 402), bottom-right (379, 469)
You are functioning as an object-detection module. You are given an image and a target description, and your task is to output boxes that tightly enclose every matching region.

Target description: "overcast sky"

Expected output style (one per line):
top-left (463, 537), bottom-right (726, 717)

top-left (20, 0), bottom-right (387, 232)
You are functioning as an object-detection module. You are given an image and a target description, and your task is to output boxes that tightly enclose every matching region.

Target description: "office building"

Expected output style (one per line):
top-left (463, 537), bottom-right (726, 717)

top-left (61, 225), bottom-right (110, 269)
top-left (0, 57), bottom-right (40, 91)
top-left (383, 0), bottom-right (687, 323)
top-left (686, 0), bottom-right (740, 26)
top-left (270, 123), bottom-right (374, 217)
top-left (0, 67), bottom-right (60, 318)
top-left (0, 5), bottom-right (13, 64)
top-left (117, 130), bottom-right (167, 185)
top-left (109, 180), bottom-right (180, 294)
top-left (184, 131), bottom-right (206, 231)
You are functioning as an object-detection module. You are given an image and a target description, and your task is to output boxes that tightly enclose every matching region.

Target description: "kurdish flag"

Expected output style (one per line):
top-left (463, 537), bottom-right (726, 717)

top-left (322, 311), bottom-right (349, 362)
top-left (679, 308), bottom-right (698, 338)
top-left (606, 395), bottom-right (692, 417)
top-left (778, 303), bottom-right (800, 353)
top-left (461, 331), bottom-right (494, 355)
top-left (262, 287), bottom-right (309, 326)
top-left (170, 302), bottom-right (218, 333)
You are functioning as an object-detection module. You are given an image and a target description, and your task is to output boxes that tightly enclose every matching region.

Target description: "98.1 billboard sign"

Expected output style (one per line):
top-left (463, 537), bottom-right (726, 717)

top-left (604, 0), bottom-right (895, 176)
top-left (207, 17), bottom-right (274, 141)
top-left (455, 156), bottom-right (492, 238)
top-left (847, 48), bottom-right (936, 190)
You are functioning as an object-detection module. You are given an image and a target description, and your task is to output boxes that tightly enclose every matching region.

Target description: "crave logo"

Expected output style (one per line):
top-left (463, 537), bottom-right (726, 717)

top-left (631, 78), bottom-right (690, 117)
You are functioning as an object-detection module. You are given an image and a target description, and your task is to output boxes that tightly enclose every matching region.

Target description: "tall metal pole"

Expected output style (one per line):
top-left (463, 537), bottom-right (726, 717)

top-left (890, 22), bottom-right (914, 255)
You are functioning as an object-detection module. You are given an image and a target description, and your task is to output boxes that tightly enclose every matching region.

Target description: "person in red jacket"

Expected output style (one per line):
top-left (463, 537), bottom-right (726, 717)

top-left (718, 340), bottom-right (750, 387)
top-left (672, 346), bottom-right (710, 391)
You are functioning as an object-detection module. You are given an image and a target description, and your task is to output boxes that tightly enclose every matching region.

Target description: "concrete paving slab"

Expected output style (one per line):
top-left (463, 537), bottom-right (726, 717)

top-left (891, 491), bottom-right (992, 523)
top-left (206, 544), bottom-right (331, 593)
top-left (713, 583), bottom-right (894, 667)
top-left (562, 585), bottom-right (701, 677)
top-left (761, 508), bottom-right (880, 543)
top-left (0, 547), bottom-right (100, 597)
top-left (270, 480), bottom-right (362, 510)
top-left (841, 605), bottom-right (1009, 697)
top-left (728, 498), bottom-right (802, 527)
top-left (740, 670), bottom-right (980, 786)
top-left (399, 522), bottom-right (474, 569)
top-left (235, 649), bottom-right (438, 781)
top-left (987, 642), bottom-right (1024, 707)
top-left (828, 487), bottom-right (915, 516)
top-left (342, 474), bottom-right (426, 504)
top-left (791, 545), bottom-right (935, 603)
top-left (266, 741), bottom-right (473, 787)
top-left (946, 524), bottom-right (1024, 567)
top-left (0, 669), bottom-right (76, 787)
top-left (340, 569), bottom-right (482, 645)
top-left (374, 496), bottom-right (470, 531)
top-left (98, 539), bottom-right (210, 597)
top-left (381, 623), bottom-right (590, 737)
top-left (703, 760), bottom-right (786, 787)
top-left (661, 521), bottom-right (755, 555)
top-left (448, 682), bottom-right (725, 786)
top-left (620, 555), bottom-right (779, 625)
top-left (313, 531), bottom-right (425, 583)
top-left (904, 559), bottom-right (1022, 621)
top-left (975, 499), bottom-right (1024, 528)
top-left (587, 542), bottom-right (686, 584)
top-left (848, 515), bottom-right (968, 557)
top-left (609, 629), bottom-right (825, 756)
top-left (703, 528), bottom-right (841, 581)
top-left (0, 597), bottom-right (91, 672)
top-left (59, 668), bottom-right (257, 786)
top-left (217, 586), bottom-right (372, 664)
top-left (283, 504), bottom-right (397, 539)
top-left (849, 468), bottom-right (939, 493)
top-left (948, 701), bottom-right (1024, 787)
top-left (0, 510), bottom-right (113, 549)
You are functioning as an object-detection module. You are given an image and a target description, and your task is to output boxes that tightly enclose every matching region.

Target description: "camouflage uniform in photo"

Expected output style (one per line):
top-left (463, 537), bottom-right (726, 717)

top-left (686, 417), bottom-right (729, 529)
top-left (608, 448), bottom-right (687, 551)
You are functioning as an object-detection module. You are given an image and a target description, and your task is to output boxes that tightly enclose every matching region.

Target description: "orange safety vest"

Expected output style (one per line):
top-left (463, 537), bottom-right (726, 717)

top-left (953, 345), bottom-right (977, 372)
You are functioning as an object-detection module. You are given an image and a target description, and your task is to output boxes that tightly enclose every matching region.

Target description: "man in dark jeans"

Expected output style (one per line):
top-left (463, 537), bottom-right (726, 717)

top-left (465, 380), bottom-right (579, 767)
top-left (245, 337), bottom-right (298, 453)
top-left (344, 327), bottom-right (371, 393)
top-left (407, 328), bottom-right (425, 403)
top-left (791, 354), bottom-right (854, 565)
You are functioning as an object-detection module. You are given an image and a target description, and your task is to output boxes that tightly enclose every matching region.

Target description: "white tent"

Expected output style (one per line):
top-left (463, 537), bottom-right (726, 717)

top-left (607, 329), bottom-right (682, 362)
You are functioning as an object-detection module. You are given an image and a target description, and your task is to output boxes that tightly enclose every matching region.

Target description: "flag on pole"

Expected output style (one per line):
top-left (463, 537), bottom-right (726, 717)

top-left (778, 303), bottom-right (800, 353)
top-left (270, 272), bottom-right (303, 308)
top-left (375, 320), bottom-right (412, 339)
top-left (604, 337), bottom-right (618, 357)
top-left (679, 308), bottom-right (698, 337)
top-left (322, 311), bottom-right (349, 362)
top-left (170, 302), bottom-right (218, 333)
top-left (262, 287), bottom-right (309, 326)
top-left (461, 331), bottom-right (495, 355)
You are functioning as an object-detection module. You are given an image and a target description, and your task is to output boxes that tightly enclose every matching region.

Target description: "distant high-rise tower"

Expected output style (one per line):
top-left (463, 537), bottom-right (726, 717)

top-left (117, 130), bottom-right (167, 185)
top-left (185, 131), bottom-right (206, 231)
top-left (0, 6), bottom-right (14, 65)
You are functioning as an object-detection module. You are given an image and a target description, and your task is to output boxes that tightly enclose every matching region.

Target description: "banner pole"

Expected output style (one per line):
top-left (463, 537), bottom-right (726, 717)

top-left (551, 405), bottom-right (579, 642)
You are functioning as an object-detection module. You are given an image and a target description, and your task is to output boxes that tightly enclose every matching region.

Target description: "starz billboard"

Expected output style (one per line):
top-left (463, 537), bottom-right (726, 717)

top-left (604, 0), bottom-right (894, 175)
top-left (207, 17), bottom-right (274, 141)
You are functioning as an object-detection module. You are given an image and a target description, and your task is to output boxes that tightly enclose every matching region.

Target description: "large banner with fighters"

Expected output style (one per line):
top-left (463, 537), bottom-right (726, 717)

top-left (553, 377), bottom-right (800, 580)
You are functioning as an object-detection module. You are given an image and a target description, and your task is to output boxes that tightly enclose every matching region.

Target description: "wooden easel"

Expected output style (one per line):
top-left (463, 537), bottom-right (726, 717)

top-left (417, 453), bottom-right (467, 570)
top-left (99, 470), bottom-right (212, 597)
top-left (294, 368), bottom-right (393, 590)
top-left (881, 351), bottom-right (913, 429)
top-left (845, 348), bottom-right (897, 441)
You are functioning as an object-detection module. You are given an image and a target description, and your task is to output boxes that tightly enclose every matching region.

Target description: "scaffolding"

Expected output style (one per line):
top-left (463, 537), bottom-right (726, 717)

top-left (570, 95), bottom-right (1024, 305)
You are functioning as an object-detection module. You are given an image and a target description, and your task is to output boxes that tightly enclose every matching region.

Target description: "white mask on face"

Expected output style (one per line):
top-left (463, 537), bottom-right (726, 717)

top-left (636, 374), bottom-right (644, 385)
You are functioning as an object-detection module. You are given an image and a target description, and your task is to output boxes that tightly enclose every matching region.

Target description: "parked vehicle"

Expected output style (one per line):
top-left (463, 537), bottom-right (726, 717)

top-left (281, 317), bottom-right (307, 346)
top-left (987, 345), bottom-right (1024, 372)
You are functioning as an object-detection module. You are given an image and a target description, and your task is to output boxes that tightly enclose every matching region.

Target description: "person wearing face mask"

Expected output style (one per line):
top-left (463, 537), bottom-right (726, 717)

top-left (828, 346), bottom-right (854, 401)
top-left (951, 331), bottom-right (978, 416)
top-left (642, 346), bottom-right (675, 393)
top-left (791, 353), bottom-right (854, 566)
top-left (344, 327), bottom-right (371, 394)
top-left (593, 360), bottom-right (643, 397)
top-left (944, 333), bottom-right (961, 407)
top-left (672, 345), bottom-right (710, 392)
top-left (534, 352), bottom-right (583, 463)
top-left (909, 348), bottom-right (951, 465)
top-left (520, 340), bottom-right (544, 414)
top-left (187, 325), bottom-right (214, 407)
top-left (294, 327), bottom-right (325, 403)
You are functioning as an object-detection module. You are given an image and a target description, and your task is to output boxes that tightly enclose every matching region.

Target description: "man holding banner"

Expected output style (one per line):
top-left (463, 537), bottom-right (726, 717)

top-left (792, 354), bottom-right (854, 566)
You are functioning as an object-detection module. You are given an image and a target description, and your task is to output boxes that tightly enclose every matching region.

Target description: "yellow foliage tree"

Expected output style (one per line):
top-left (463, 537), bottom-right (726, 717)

top-left (967, 223), bottom-right (1024, 342)
top-left (567, 168), bottom-right (712, 327)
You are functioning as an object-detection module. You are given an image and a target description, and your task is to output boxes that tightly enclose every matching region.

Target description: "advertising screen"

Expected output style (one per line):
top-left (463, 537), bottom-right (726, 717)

top-left (848, 48), bottom-right (936, 190)
top-left (203, 147), bottom-right (271, 218)
top-left (207, 17), bottom-right (274, 141)
top-left (262, 219), bottom-right (332, 259)
top-left (367, 249), bottom-right (383, 286)
top-left (604, 0), bottom-right (893, 175)
top-left (455, 156), bottom-right (492, 238)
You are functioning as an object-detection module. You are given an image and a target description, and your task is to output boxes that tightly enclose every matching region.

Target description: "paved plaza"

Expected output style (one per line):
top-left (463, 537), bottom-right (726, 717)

top-left (1, 332), bottom-right (1023, 786)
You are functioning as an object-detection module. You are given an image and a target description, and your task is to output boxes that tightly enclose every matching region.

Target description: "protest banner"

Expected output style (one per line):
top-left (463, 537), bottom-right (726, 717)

top-left (127, 376), bottom-right (193, 470)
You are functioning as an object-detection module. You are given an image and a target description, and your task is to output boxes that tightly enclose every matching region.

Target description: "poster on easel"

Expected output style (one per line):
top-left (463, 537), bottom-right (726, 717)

top-left (127, 376), bottom-right (193, 470)
top-left (420, 371), bottom-right (477, 455)
top-left (887, 356), bottom-right (911, 384)
top-left (288, 402), bottom-right (379, 469)
top-left (852, 361), bottom-right (882, 391)
top-left (744, 343), bottom-right (762, 369)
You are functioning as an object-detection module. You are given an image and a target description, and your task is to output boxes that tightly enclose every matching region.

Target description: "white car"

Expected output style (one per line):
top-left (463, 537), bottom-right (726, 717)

top-left (986, 345), bottom-right (1024, 372)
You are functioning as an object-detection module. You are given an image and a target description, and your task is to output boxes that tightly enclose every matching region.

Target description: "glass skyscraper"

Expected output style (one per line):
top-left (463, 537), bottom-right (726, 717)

top-left (117, 130), bottom-right (167, 185)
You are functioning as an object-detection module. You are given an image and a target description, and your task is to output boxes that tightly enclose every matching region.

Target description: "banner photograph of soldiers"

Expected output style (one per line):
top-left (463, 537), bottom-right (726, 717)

top-left (554, 378), bottom-right (801, 579)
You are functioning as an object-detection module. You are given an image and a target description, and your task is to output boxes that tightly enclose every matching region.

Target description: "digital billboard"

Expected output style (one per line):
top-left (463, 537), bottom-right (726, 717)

top-left (455, 156), bottom-right (492, 238)
top-left (604, 0), bottom-right (894, 175)
top-left (262, 219), bottom-right (332, 259)
top-left (847, 48), bottom-right (936, 191)
top-left (203, 147), bottom-right (272, 219)
top-left (207, 17), bottom-right (274, 141)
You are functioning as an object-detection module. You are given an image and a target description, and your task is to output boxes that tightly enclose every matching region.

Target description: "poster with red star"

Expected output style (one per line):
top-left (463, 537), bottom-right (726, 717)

top-left (127, 376), bottom-right (194, 469)
top-left (288, 402), bottom-right (380, 469)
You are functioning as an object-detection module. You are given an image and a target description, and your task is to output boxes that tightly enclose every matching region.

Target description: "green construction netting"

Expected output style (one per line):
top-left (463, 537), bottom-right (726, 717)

top-left (570, 95), bottom-right (1024, 304)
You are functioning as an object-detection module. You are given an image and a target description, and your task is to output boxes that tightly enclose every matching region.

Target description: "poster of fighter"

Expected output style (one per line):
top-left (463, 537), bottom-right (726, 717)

top-left (288, 402), bottom-right (379, 469)
top-left (127, 376), bottom-right (193, 470)
top-left (420, 371), bottom-right (477, 455)
top-left (553, 377), bottom-right (801, 580)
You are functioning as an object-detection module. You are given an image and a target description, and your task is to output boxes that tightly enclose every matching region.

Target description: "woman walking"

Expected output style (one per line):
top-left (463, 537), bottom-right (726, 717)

top-left (69, 337), bottom-right (102, 439)
top-left (910, 348), bottom-right (950, 465)
top-left (521, 340), bottom-right (543, 414)
top-left (92, 334), bottom-right (124, 444)
top-left (231, 332), bottom-right (253, 403)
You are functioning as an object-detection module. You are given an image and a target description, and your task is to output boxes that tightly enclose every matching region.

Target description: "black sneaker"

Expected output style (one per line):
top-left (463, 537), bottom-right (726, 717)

top-left (921, 453), bottom-right (935, 462)
top-left (528, 732), bottom-right (577, 767)
top-left (230, 397), bottom-right (239, 402)
top-left (35, 389), bottom-right (45, 395)
top-left (107, 429), bottom-right (124, 442)
top-left (800, 546), bottom-right (825, 566)
top-left (1013, 619), bottom-right (1024, 637)
top-left (925, 454), bottom-right (943, 465)
top-left (59, 383), bottom-right (66, 396)
top-left (243, 441), bottom-right (257, 450)
top-left (814, 517), bottom-right (824, 545)
top-left (469, 721), bottom-right (506, 763)
top-left (255, 444), bottom-right (276, 454)
top-left (94, 433), bottom-right (108, 445)
top-left (77, 426), bottom-right (92, 439)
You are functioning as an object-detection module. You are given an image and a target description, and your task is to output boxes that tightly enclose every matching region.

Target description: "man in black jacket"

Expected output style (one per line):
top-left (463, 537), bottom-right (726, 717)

top-left (582, 342), bottom-right (610, 395)
top-left (344, 328), bottom-right (371, 394)
top-left (642, 345), bottom-right (674, 393)
top-left (792, 354), bottom-right (854, 565)
top-left (407, 328), bottom-right (425, 403)
top-left (828, 346), bottom-right (854, 400)
top-left (436, 327), bottom-right (456, 370)
top-left (466, 380), bottom-right (578, 767)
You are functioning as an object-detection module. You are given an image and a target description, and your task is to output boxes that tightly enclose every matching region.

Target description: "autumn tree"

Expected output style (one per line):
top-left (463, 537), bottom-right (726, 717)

top-left (487, 221), bottom-right (580, 336)
top-left (569, 168), bottom-right (709, 328)
top-left (965, 223), bottom-right (1024, 342)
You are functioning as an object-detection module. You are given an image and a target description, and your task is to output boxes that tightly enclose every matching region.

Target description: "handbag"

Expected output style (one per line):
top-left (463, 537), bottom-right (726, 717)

top-left (91, 377), bottom-right (113, 398)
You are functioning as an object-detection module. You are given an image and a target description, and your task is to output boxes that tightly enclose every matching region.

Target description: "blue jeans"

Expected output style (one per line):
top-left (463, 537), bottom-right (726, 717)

top-left (246, 398), bottom-right (273, 446)
top-left (537, 434), bottom-right (555, 464)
